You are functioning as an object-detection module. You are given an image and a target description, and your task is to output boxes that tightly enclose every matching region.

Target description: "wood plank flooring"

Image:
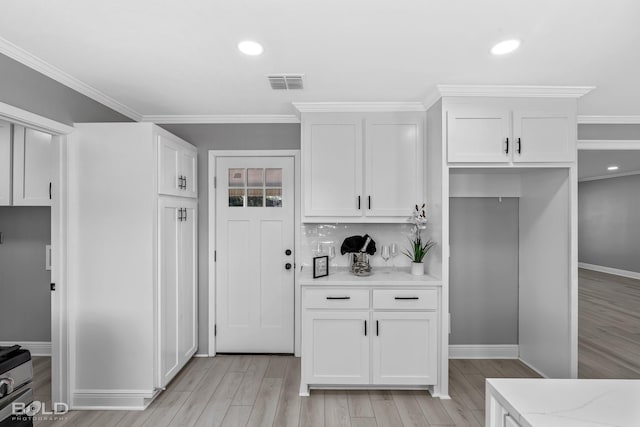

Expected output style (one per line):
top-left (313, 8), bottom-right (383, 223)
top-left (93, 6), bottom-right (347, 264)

top-left (578, 268), bottom-right (640, 379)
top-left (26, 268), bottom-right (640, 426)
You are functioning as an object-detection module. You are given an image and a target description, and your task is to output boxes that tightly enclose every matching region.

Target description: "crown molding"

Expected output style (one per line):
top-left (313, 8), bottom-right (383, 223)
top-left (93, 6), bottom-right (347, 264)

top-left (577, 115), bottom-right (640, 124)
top-left (142, 114), bottom-right (300, 124)
top-left (436, 85), bottom-right (595, 98)
top-left (577, 140), bottom-right (640, 150)
top-left (0, 37), bottom-right (143, 121)
top-left (292, 102), bottom-right (427, 114)
top-left (0, 101), bottom-right (74, 135)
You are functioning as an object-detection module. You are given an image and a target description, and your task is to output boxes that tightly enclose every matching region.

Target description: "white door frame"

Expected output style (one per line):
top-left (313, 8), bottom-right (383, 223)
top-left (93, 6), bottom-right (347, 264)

top-left (208, 150), bottom-right (301, 357)
top-left (0, 101), bottom-right (74, 405)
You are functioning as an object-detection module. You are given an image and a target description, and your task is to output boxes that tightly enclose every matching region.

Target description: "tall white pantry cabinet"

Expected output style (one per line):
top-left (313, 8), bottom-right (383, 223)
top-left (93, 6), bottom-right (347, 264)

top-left (67, 123), bottom-right (198, 410)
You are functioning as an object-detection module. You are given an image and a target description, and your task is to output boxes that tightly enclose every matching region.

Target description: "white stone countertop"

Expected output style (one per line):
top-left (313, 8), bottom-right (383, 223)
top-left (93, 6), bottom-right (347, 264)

top-left (487, 378), bottom-right (640, 427)
top-left (299, 266), bottom-right (442, 286)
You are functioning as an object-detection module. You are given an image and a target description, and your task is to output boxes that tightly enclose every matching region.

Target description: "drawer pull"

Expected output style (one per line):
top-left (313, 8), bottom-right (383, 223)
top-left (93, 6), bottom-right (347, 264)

top-left (376, 320), bottom-right (379, 336)
top-left (326, 296), bottom-right (351, 300)
top-left (394, 296), bottom-right (419, 300)
top-left (364, 320), bottom-right (367, 336)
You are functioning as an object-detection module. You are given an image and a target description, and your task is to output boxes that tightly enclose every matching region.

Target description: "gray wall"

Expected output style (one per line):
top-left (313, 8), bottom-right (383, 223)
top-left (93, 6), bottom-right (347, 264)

top-left (0, 207), bottom-right (51, 341)
top-left (449, 198), bottom-right (519, 345)
top-left (578, 175), bottom-right (640, 272)
top-left (0, 53), bottom-right (130, 125)
top-left (578, 124), bottom-right (640, 140)
top-left (160, 123), bottom-right (301, 352)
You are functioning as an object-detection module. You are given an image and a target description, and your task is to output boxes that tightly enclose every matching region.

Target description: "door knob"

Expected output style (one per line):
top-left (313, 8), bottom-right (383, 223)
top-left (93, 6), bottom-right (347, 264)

top-left (285, 263), bottom-right (292, 270)
top-left (285, 249), bottom-right (292, 256)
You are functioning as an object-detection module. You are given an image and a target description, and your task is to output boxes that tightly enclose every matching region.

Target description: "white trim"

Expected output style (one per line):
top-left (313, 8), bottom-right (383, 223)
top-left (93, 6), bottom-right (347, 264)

top-left (142, 114), bottom-right (300, 124)
top-left (518, 358), bottom-right (548, 378)
top-left (423, 90), bottom-right (441, 111)
top-left (72, 389), bottom-right (159, 411)
top-left (577, 140), bottom-right (640, 150)
top-left (578, 263), bottom-right (640, 280)
top-left (193, 353), bottom-right (210, 358)
top-left (208, 149), bottom-right (301, 357)
top-left (579, 171), bottom-right (640, 182)
top-left (0, 341), bottom-right (51, 356)
top-left (292, 102), bottom-right (426, 114)
top-left (448, 345), bottom-right (519, 359)
top-left (436, 85), bottom-right (594, 98)
top-left (578, 115), bottom-right (640, 124)
top-left (0, 101), bottom-right (74, 135)
top-left (0, 37), bottom-right (142, 122)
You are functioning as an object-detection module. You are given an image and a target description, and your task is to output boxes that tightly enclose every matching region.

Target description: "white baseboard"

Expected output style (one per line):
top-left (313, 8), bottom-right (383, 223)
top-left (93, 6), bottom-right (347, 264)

top-left (517, 357), bottom-right (549, 378)
top-left (449, 345), bottom-right (519, 359)
top-left (193, 353), bottom-right (210, 358)
top-left (72, 389), bottom-right (159, 411)
top-left (578, 262), bottom-right (640, 280)
top-left (0, 341), bottom-right (51, 356)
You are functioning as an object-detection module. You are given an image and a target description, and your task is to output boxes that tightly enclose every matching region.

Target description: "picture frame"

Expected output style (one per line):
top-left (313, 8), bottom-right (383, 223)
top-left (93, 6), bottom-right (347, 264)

top-left (313, 255), bottom-right (329, 278)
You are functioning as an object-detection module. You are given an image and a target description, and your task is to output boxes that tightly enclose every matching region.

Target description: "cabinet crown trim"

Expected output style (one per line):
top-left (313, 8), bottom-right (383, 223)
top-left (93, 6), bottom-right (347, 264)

top-left (293, 102), bottom-right (426, 114)
top-left (435, 85), bottom-right (595, 98)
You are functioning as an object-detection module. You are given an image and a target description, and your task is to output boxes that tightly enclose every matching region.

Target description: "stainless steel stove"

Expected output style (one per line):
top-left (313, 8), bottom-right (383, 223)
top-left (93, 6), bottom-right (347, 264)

top-left (0, 346), bottom-right (33, 427)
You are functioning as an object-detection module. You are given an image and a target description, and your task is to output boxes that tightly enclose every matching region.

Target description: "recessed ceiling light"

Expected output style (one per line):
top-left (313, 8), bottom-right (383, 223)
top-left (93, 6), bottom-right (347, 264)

top-left (491, 39), bottom-right (521, 55)
top-left (607, 165), bottom-right (619, 171)
top-left (238, 40), bottom-right (263, 56)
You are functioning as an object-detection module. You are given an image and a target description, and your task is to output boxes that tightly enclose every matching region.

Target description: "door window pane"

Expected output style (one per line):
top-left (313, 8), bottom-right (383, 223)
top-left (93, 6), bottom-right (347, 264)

top-left (247, 168), bottom-right (264, 187)
top-left (247, 189), bottom-right (264, 207)
top-left (265, 168), bottom-right (282, 187)
top-left (228, 189), bottom-right (245, 207)
top-left (228, 169), bottom-right (245, 187)
top-left (266, 189), bottom-right (282, 207)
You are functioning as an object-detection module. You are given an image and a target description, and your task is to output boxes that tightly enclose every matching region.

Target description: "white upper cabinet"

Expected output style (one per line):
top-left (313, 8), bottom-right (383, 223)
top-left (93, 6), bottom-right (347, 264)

top-left (302, 114), bottom-right (363, 218)
top-left (301, 111), bottom-right (425, 222)
top-left (0, 121), bottom-right (11, 205)
top-left (158, 133), bottom-right (198, 198)
top-left (446, 98), bottom-right (576, 164)
top-left (12, 126), bottom-right (53, 206)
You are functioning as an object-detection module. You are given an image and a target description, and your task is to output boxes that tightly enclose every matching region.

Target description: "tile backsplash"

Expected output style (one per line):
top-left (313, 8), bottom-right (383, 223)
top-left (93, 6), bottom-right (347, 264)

top-left (300, 223), bottom-right (420, 268)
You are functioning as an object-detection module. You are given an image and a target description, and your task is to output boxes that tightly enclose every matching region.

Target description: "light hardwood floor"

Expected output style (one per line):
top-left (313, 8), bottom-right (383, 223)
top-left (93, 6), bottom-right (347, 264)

top-left (27, 268), bottom-right (639, 426)
top-left (578, 268), bottom-right (640, 379)
top-left (30, 356), bottom-right (540, 427)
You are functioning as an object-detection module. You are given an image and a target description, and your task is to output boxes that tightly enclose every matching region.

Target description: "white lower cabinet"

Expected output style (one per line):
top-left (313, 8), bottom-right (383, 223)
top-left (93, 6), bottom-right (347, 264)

top-left (301, 285), bottom-right (440, 395)
top-left (372, 311), bottom-right (437, 385)
top-left (158, 198), bottom-right (198, 388)
top-left (303, 311), bottom-right (370, 385)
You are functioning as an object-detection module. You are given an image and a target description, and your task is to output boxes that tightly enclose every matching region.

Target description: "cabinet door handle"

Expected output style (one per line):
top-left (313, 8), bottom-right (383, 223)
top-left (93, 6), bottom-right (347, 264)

top-left (364, 320), bottom-right (367, 336)
top-left (49, 182), bottom-right (52, 200)
top-left (177, 208), bottom-right (182, 222)
top-left (395, 296), bottom-right (419, 300)
top-left (368, 196), bottom-right (371, 210)
top-left (326, 296), bottom-right (350, 300)
top-left (184, 208), bottom-right (187, 221)
top-left (517, 138), bottom-right (522, 154)
top-left (183, 176), bottom-right (187, 189)
top-left (357, 196), bottom-right (361, 210)
top-left (376, 320), bottom-right (379, 336)
top-left (504, 137), bottom-right (509, 154)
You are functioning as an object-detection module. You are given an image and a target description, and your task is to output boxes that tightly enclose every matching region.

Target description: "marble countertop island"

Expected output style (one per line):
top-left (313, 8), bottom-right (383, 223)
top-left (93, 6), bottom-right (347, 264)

top-left (487, 378), bottom-right (640, 427)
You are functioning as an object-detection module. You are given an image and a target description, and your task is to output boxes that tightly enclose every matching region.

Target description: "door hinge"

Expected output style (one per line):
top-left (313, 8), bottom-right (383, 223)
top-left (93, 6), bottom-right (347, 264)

top-left (214, 250), bottom-right (217, 262)
top-left (214, 177), bottom-right (217, 189)
top-left (50, 283), bottom-right (56, 291)
top-left (214, 324), bottom-right (217, 336)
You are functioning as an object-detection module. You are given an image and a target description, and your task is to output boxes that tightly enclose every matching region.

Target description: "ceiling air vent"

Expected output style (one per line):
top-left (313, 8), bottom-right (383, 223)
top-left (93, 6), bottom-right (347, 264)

top-left (268, 74), bottom-right (304, 90)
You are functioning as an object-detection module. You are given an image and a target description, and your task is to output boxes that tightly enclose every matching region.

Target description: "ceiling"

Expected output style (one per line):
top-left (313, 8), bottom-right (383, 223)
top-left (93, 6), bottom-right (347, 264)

top-left (578, 150), bottom-right (640, 180)
top-left (1, 0), bottom-right (640, 120)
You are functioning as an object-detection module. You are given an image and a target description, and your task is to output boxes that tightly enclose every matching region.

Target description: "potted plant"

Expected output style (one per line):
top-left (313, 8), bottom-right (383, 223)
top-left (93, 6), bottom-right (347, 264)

top-left (404, 204), bottom-right (436, 275)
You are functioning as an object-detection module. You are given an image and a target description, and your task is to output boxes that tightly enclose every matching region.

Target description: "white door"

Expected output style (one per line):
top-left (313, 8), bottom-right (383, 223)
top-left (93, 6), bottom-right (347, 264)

top-left (158, 135), bottom-right (182, 197)
top-left (365, 114), bottom-right (424, 216)
top-left (12, 126), bottom-right (52, 206)
top-left (447, 105), bottom-right (511, 163)
top-left (302, 115), bottom-right (363, 218)
top-left (303, 310), bottom-right (370, 384)
top-left (216, 156), bottom-right (295, 353)
top-left (158, 199), bottom-right (181, 386)
top-left (513, 110), bottom-right (574, 163)
top-left (372, 311), bottom-right (437, 385)
top-left (0, 120), bottom-right (11, 206)
top-left (179, 200), bottom-right (198, 363)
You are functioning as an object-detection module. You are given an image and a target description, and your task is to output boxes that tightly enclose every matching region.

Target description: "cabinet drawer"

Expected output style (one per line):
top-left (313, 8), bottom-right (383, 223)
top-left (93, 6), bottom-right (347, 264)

top-left (373, 289), bottom-right (437, 310)
top-left (303, 288), bottom-right (369, 309)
